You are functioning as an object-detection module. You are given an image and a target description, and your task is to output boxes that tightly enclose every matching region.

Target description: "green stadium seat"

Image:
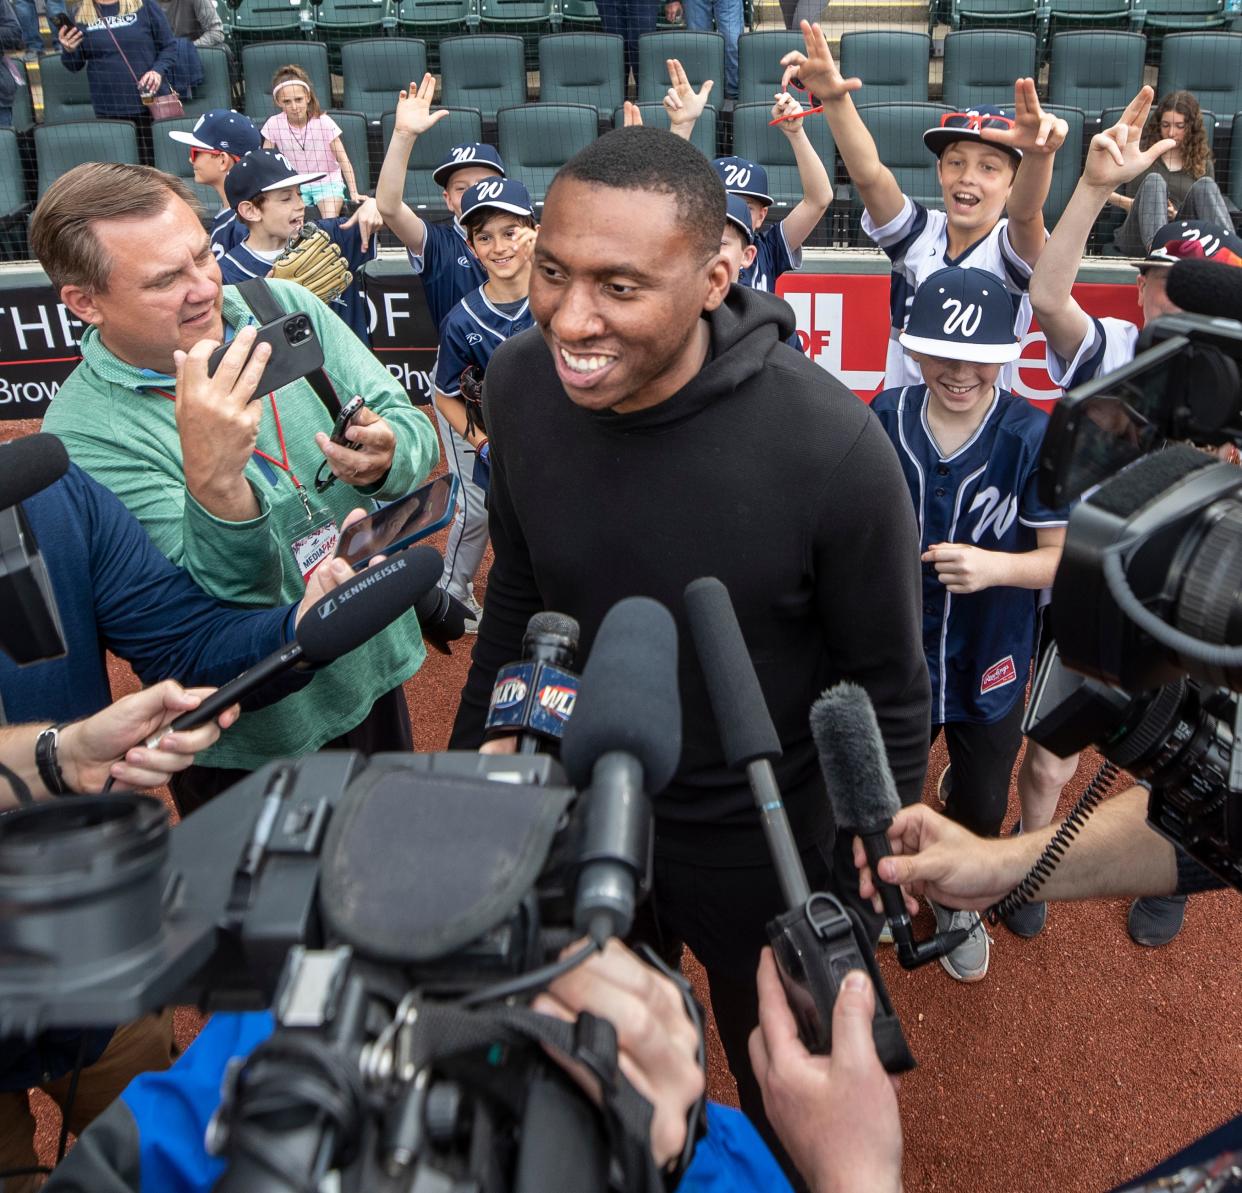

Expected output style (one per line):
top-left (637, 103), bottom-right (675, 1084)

top-left (636, 31), bottom-right (724, 104)
top-left (538, 32), bottom-right (625, 115)
top-left (38, 53), bottom-right (95, 124)
top-left (342, 38), bottom-right (428, 122)
top-left (328, 109), bottom-right (372, 193)
top-left (839, 31), bottom-right (930, 104)
top-left (561, 0), bottom-right (600, 22)
top-left (1131, 0), bottom-right (1228, 48)
top-left (942, 30), bottom-right (1037, 109)
top-left (1229, 112), bottom-right (1242, 204)
top-left (396, 0), bottom-right (477, 43)
top-left (0, 130), bottom-right (30, 220)
top-left (612, 102), bottom-right (718, 158)
top-left (1046, 31), bottom-right (1145, 120)
top-left (497, 102), bottom-right (599, 201)
top-left (35, 120), bottom-right (140, 197)
top-left (731, 100), bottom-right (837, 209)
top-left (380, 106), bottom-right (483, 207)
top-left (855, 101), bottom-right (951, 209)
top-left (949, 0), bottom-right (1040, 35)
top-left (153, 117), bottom-right (223, 212)
top-left (181, 47), bottom-right (234, 119)
top-left (312, 0), bottom-right (392, 41)
top-left (1042, 0), bottom-right (1132, 52)
top-left (220, 0), bottom-right (306, 42)
top-left (242, 42), bottom-right (332, 122)
top-left (8, 59), bottom-right (34, 134)
top-left (736, 30), bottom-right (803, 105)
top-left (1158, 32), bottom-right (1242, 120)
top-left (479, 0), bottom-right (554, 27)
top-left (1042, 104), bottom-right (1087, 224)
top-left (439, 34), bottom-right (527, 122)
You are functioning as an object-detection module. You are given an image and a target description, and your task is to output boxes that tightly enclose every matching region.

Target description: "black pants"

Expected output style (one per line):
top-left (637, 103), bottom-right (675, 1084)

top-left (168, 685), bottom-right (413, 818)
top-left (932, 695), bottom-right (1025, 839)
top-left (632, 831), bottom-right (880, 1188)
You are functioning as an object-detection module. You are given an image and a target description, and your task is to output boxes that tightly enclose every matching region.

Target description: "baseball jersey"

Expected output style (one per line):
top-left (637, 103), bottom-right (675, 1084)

top-left (863, 196), bottom-right (1035, 392)
top-left (434, 286), bottom-right (533, 398)
top-left (1045, 315), bottom-right (1139, 391)
top-left (871, 383), bottom-right (1067, 725)
top-left (210, 207), bottom-right (245, 260)
top-left (218, 217), bottom-right (375, 344)
top-left (409, 220), bottom-right (488, 332)
top-left (739, 221), bottom-right (802, 294)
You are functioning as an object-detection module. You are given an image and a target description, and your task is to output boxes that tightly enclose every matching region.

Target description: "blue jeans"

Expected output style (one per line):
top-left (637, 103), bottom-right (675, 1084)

top-left (597, 0), bottom-right (660, 87)
top-left (13, 0), bottom-right (69, 52)
top-left (683, 0), bottom-right (741, 97)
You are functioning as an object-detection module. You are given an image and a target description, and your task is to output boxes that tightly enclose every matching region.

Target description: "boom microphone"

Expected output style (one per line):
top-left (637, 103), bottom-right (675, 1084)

top-left (484, 612), bottom-right (581, 753)
top-left (0, 434), bottom-right (70, 509)
top-left (561, 597), bottom-right (681, 943)
top-left (162, 546), bottom-right (444, 735)
top-left (1166, 258), bottom-right (1242, 320)
top-left (811, 682), bottom-right (968, 969)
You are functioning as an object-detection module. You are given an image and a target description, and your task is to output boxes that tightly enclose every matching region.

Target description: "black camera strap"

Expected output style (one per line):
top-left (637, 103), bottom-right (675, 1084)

top-left (235, 278), bottom-right (341, 420)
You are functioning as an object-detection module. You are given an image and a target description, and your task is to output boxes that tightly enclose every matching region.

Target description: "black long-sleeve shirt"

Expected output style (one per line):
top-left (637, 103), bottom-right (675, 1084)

top-left (451, 286), bottom-right (931, 866)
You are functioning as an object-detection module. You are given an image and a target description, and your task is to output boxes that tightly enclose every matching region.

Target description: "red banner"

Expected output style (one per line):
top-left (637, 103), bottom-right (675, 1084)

top-left (777, 273), bottom-right (1143, 409)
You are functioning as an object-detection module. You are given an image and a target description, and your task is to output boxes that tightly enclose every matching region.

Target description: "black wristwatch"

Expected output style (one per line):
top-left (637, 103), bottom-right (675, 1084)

top-left (35, 723), bottom-right (72, 796)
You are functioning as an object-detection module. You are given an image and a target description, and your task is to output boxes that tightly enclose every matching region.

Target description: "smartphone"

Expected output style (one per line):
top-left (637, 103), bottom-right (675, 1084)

top-left (334, 474), bottom-right (459, 569)
top-left (207, 312), bottom-right (325, 400)
top-left (54, 12), bottom-right (74, 30)
top-left (330, 395), bottom-right (366, 449)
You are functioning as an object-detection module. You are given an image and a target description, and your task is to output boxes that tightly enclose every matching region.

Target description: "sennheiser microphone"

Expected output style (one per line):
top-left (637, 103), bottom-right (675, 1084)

top-left (683, 577), bottom-right (810, 910)
top-left (0, 434), bottom-right (70, 509)
top-left (161, 546), bottom-right (443, 736)
top-left (414, 585), bottom-right (472, 654)
top-left (1166, 258), bottom-right (1242, 320)
top-left (811, 682), bottom-right (968, 969)
top-left (484, 612), bottom-right (581, 754)
top-left (561, 597), bottom-right (681, 944)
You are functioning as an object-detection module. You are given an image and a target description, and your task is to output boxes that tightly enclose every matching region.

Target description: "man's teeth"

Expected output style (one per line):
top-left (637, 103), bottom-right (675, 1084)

top-left (560, 348), bottom-right (611, 374)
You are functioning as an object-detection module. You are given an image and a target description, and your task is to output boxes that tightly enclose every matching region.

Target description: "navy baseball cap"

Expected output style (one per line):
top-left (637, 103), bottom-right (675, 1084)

top-left (432, 143), bottom-right (506, 188)
top-left (724, 194), bottom-right (754, 245)
top-left (224, 150), bottom-right (324, 209)
top-left (923, 107), bottom-right (1022, 161)
top-left (168, 109), bottom-right (261, 156)
top-left (1141, 220), bottom-right (1242, 270)
top-left (899, 266), bottom-right (1021, 363)
top-left (460, 177), bottom-right (534, 220)
top-left (713, 156), bottom-right (773, 207)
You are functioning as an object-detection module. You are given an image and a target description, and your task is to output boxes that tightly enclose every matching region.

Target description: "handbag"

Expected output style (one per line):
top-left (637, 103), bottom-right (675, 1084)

top-left (103, 20), bottom-right (184, 120)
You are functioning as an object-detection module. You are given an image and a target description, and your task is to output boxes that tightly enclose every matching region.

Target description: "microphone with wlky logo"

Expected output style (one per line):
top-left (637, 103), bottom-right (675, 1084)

top-left (484, 611), bottom-right (582, 755)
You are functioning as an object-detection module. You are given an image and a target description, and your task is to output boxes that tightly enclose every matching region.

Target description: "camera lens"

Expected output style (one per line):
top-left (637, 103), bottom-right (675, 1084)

top-left (286, 317), bottom-right (311, 346)
top-left (1174, 500), bottom-right (1242, 686)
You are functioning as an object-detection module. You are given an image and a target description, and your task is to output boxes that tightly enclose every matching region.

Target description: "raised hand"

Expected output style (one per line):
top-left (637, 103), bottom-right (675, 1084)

top-left (393, 73), bottom-right (449, 139)
top-left (979, 77), bottom-right (1069, 156)
top-left (663, 58), bottom-right (713, 132)
top-left (770, 90), bottom-right (805, 136)
top-left (623, 99), bottom-right (644, 128)
top-left (779, 20), bottom-right (861, 105)
top-left (1082, 86), bottom-right (1177, 192)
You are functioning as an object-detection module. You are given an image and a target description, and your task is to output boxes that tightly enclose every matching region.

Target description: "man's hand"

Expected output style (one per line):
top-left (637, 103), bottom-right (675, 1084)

top-left (780, 21), bottom-right (861, 106)
top-left (393, 73), bottom-right (450, 139)
top-left (1081, 86), bottom-right (1176, 194)
top-left (174, 326), bottom-right (268, 521)
top-left (58, 24), bottom-right (83, 49)
top-left (663, 58), bottom-right (713, 134)
top-left (771, 90), bottom-right (806, 137)
top-left (341, 196), bottom-right (384, 251)
top-left (749, 950), bottom-right (902, 1193)
top-left (533, 940), bottom-right (705, 1169)
top-left (295, 508), bottom-right (371, 622)
top-left (314, 403), bottom-right (396, 488)
top-left (979, 77), bottom-right (1068, 156)
top-left (58, 682), bottom-right (238, 793)
top-left (920, 542), bottom-right (1000, 593)
top-left (479, 736), bottom-right (519, 755)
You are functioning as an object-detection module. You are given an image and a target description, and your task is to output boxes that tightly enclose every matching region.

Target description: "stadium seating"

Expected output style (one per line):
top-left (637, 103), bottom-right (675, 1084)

top-left (941, 29), bottom-right (1038, 109)
top-left (736, 29), bottom-right (804, 105)
top-left (329, 109), bottom-right (373, 192)
top-left (35, 120), bottom-right (140, 197)
top-left (1046, 30), bottom-right (1145, 119)
top-left (856, 101), bottom-right (951, 210)
top-left (1230, 112), bottom-right (1242, 205)
top-left (380, 106), bottom-right (484, 207)
top-left (538, 32), bottom-right (625, 115)
top-left (312, 0), bottom-right (393, 42)
top-left (612, 102), bottom-right (719, 158)
top-left (1042, 104), bottom-right (1087, 223)
top-left (9, 59), bottom-right (34, 134)
top-left (948, 0), bottom-right (1040, 36)
top-left (731, 100), bottom-right (837, 208)
top-left (242, 41), bottom-right (333, 121)
top-left (561, 0), bottom-right (601, 25)
top-left (636, 31), bottom-right (724, 103)
top-left (154, 117), bottom-right (222, 211)
top-left (221, 0), bottom-right (306, 43)
top-left (341, 38), bottom-right (429, 121)
top-left (478, 0), bottom-right (555, 29)
top-left (182, 46), bottom-right (235, 119)
top-left (1131, 0), bottom-right (1229, 46)
top-left (839, 31), bottom-right (930, 104)
top-left (1157, 32), bottom-right (1242, 119)
top-left (38, 53), bottom-right (95, 125)
top-left (497, 102), bottom-right (599, 200)
top-left (1041, 0), bottom-right (1133, 53)
top-left (395, 0), bottom-right (478, 51)
top-left (0, 130), bottom-right (28, 220)
top-left (439, 34), bottom-right (527, 122)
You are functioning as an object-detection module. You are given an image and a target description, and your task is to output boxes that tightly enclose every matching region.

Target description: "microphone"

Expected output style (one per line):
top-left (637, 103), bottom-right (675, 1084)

top-left (161, 546), bottom-right (443, 736)
top-left (810, 682), bottom-right (969, 969)
top-left (484, 612), bottom-right (581, 754)
top-left (683, 577), bottom-right (810, 909)
top-left (1166, 258), bottom-right (1242, 320)
top-left (0, 434), bottom-right (70, 508)
top-left (414, 585), bottom-right (472, 655)
top-left (561, 596), bottom-right (681, 944)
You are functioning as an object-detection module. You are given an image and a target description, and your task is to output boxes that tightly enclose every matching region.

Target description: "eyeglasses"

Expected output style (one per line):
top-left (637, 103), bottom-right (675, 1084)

top-left (939, 111), bottom-right (1016, 132)
top-left (770, 73), bottom-right (824, 125)
top-left (189, 147), bottom-right (238, 162)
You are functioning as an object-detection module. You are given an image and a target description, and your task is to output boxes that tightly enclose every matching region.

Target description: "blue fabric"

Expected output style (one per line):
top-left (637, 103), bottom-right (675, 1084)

top-left (678, 1103), bottom-right (795, 1192)
top-left (410, 218), bottom-right (488, 332)
top-left (60, 0), bottom-right (177, 117)
top-left (165, 33), bottom-right (202, 94)
top-left (595, 0), bottom-right (658, 82)
top-left (739, 223), bottom-right (797, 294)
top-left (433, 284), bottom-right (533, 396)
top-left (10, 0), bottom-right (39, 53)
top-left (683, 0), bottom-right (741, 97)
top-left (0, 0), bottom-right (23, 111)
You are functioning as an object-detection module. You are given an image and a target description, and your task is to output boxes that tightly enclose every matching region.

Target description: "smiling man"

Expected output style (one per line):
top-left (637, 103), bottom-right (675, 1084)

top-left (31, 163), bottom-right (439, 814)
top-left (448, 127), bottom-right (930, 1176)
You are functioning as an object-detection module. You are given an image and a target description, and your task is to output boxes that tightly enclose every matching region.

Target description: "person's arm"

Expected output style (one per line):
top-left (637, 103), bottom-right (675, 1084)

top-left (768, 92), bottom-right (833, 253)
top-left (57, 21), bottom-right (87, 67)
top-left (661, 57), bottom-right (712, 143)
top-left (780, 20), bottom-right (906, 229)
top-left (191, 0), bottom-right (224, 46)
top-left (921, 525), bottom-right (1065, 594)
top-left (376, 73), bottom-right (447, 254)
top-left (0, 0), bottom-right (24, 51)
top-left (329, 133), bottom-right (364, 201)
top-left (434, 390), bottom-right (483, 446)
top-left (144, 0), bottom-right (178, 87)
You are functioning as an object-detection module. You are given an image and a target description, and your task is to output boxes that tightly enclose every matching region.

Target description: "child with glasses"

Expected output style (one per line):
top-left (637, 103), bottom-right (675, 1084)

top-left (780, 21), bottom-right (1068, 391)
top-left (167, 109), bottom-right (261, 258)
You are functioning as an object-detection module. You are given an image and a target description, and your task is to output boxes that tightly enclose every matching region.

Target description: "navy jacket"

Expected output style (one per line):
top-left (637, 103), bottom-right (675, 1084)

top-left (60, 0), bottom-right (177, 117)
top-left (0, 0), bottom-right (23, 114)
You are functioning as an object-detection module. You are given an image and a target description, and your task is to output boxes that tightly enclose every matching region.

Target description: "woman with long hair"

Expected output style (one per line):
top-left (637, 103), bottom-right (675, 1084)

top-left (1108, 89), bottom-right (1231, 255)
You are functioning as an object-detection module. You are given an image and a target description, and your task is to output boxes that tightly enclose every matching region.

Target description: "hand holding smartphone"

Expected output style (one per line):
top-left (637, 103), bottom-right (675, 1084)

top-left (207, 313), bottom-right (325, 401)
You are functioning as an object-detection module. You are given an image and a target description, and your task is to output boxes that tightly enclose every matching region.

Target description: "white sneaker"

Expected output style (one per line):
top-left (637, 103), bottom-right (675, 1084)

top-left (463, 594), bottom-right (483, 635)
top-left (930, 901), bottom-right (990, 982)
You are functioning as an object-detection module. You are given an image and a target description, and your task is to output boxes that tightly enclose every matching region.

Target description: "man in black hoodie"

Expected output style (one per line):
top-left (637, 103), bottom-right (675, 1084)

top-left (450, 127), bottom-right (930, 1167)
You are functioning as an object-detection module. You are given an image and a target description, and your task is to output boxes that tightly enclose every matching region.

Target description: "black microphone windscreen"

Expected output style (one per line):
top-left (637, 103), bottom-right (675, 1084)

top-left (684, 577), bottom-right (782, 766)
top-left (560, 596), bottom-right (681, 792)
top-left (297, 545), bottom-right (443, 664)
top-left (526, 610), bottom-right (580, 649)
top-left (0, 434), bottom-right (70, 509)
top-left (1166, 259), bottom-right (1242, 320)
top-left (810, 682), bottom-right (901, 829)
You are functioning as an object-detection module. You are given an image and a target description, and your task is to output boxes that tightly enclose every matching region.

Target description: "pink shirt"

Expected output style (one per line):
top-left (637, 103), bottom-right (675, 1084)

top-left (261, 112), bottom-right (344, 182)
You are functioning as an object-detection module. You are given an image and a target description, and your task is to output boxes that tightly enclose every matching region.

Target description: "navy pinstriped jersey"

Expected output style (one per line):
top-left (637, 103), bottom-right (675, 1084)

top-left (408, 220), bottom-right (488, 332)
top-left (434, 285), bottom-right (533, 397)
top-left (863, 197), bottom-right (1035, 392)
top-left (871, 384), bottom-right (1067, 725)
top-left (210, 208), bottom-right (245, 260)
top-left (217, 217), bottom-right (375, 344)
top-left (1045, 315), bottom-right (1139, 391)
top-left (739, 221), bottom-right (802, 294)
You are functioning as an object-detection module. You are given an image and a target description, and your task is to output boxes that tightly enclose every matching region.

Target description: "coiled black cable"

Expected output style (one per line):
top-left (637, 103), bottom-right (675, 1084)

top-left (986, 759), bottom-right (1123, 927)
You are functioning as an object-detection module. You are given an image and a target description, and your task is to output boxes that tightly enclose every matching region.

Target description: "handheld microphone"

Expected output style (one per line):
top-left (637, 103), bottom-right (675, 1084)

top-left (414, 585), bottom-right (472, 655)
top-left (811, 682), bottom-right (969, 969)
top-left (161, 546), bottom-right (443, 737)
top-left (0, 434), bottom-right (70, 509)
top-left (683, 577), bottom-right (810, 909)
top-left (1166, 258), bottom-right (1242, 320)
top-left (484, 612), bottom-right (581, 754)
top-left (561, 597), bottom-right (681, 944)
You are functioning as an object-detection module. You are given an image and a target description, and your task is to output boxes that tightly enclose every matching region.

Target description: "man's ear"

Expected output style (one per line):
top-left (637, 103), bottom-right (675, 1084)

top-left (702, 252), bottom-right (733, 312)
top-left (60, 284), bottom-right (104, 328)
top-left (742, 244), bottom-right (758, 270)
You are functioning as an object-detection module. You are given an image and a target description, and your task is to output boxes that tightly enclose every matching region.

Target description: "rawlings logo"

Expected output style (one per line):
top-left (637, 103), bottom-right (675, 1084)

top-left (492, 677), bottom-right (528, 708)
top-left (537, 684), bottom-right (576, 721)
top-left (980, 656), bottom-right (1017, 694)
top-left (465, 332), bottom-right (483, 346)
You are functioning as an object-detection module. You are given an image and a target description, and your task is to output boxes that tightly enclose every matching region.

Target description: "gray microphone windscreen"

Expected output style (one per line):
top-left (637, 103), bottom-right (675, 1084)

top-left (809, 682), bottom-right (901, 830)
top-left (526, 611), bottom-right (580, 649)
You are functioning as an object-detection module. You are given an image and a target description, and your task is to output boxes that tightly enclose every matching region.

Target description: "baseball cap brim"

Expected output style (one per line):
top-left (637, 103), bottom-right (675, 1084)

top-left (432, 160), bottom-right (505, 187)
top-left (899, 330), bottom-right (1022, 363)
top-left (168, 129), bottom-right (219, 150)
top-left (922, 128), bottom-right (1022, 161)
top-left (465, 198), bottom-right (532, 218)
top-left (724, 184), bottom-right (773, 206)
top-left (725, 212), bottom-right (754, 244)
top-left (260, 171), bottom-right (326, 191)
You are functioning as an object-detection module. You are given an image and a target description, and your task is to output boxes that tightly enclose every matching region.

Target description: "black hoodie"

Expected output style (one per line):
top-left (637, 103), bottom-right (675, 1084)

top-left (450, 286), bottom-right (931, 865)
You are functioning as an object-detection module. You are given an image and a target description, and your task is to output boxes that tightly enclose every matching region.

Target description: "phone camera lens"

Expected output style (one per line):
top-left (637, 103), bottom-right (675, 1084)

top-left (286, 316), bottom-right (311, 346)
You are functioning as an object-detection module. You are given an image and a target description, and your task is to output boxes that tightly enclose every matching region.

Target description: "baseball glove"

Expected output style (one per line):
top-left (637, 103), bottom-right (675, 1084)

top-left (460, 364), bottom-right (486, 438)
top-left (271, 222), bottom-right (354, 304)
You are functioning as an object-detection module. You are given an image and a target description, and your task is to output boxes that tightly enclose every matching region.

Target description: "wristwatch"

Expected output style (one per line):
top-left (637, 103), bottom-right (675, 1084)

top-left (34, 723), bottom-right (72, 796)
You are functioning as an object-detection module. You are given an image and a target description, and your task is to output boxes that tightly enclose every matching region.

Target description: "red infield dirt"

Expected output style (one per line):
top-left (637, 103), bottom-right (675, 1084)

top-left (9, 416), bottom-right (1241, 1192)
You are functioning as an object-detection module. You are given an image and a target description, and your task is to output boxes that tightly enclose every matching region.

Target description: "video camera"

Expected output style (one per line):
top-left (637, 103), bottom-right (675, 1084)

top-left (1021, 303), bottom-right (1242, 895)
